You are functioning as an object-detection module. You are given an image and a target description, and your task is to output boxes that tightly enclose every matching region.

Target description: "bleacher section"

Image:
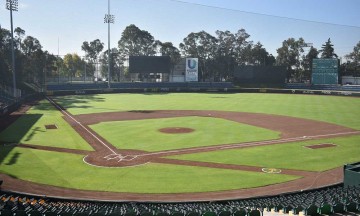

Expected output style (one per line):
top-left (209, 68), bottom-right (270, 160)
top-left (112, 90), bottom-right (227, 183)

top-left (0, 185), bottom-right (359, 216)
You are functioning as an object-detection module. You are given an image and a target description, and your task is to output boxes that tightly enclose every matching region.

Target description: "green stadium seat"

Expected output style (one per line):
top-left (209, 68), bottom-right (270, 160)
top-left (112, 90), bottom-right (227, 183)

top-left (304, 204), bottom-right (318, 216)
top-left (332, 203), bottom-right (345, 213)
top-left (232, 208), bottom-right (247, 216)
top-left (157, 212), bottom-right (170, 216)
top-left (291, 206), bottom-right (303, 215)
top-left (346, 202), bottom-right (358, 212)
top-left (186, 212), bottom-right (200, 216)
top-left (202, 211), bottom-right (217, 216)
top-left (14, 210), bottom-right (27, 216)
top-left (141, 211), bottom-right (154, 216)
top-left (0, 209), bottom-right (13, 216)
top-left (218, 210), bottom-right (231, 216)
top-left (28, 210), bottom-right (42, 216)
top-left (170, 212), bottom-right (184, 216)
top-left (124, 210), bottom-right (138, 216)
top-left (273, 204), bottom-right (283, 212)
top-left (318, 203), bottom-right (332, 215)
top-left (249, 209), bottom-right (261, 216)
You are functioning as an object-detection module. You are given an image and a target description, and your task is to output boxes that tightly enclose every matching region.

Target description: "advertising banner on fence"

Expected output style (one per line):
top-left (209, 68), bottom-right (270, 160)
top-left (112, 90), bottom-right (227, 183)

top-left (185, 58), bottom-right (198, 82)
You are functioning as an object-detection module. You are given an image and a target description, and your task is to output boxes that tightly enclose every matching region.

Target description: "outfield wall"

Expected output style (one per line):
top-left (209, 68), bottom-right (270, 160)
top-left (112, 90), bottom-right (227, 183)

top-left (46, 87), bottom-right (360, 97)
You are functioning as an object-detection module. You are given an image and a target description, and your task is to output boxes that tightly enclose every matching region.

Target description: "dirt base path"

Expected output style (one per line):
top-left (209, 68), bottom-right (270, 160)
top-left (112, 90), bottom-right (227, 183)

top-left (0, 97), bottom-right (358, 202)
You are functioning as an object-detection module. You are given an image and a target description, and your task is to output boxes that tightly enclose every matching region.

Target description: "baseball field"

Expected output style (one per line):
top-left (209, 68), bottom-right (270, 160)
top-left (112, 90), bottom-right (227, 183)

top-left (0, 93), bottom-right (359, 201)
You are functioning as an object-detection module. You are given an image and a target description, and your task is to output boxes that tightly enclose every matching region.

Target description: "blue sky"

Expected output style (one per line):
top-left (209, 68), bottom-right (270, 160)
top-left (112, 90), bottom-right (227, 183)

top-left (1, 0), bottom-right (359, 60)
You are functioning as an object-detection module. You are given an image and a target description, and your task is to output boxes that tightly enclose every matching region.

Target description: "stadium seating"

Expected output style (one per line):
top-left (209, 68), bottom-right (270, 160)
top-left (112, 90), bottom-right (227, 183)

top-left (0, 184), bottom-right (359, 216)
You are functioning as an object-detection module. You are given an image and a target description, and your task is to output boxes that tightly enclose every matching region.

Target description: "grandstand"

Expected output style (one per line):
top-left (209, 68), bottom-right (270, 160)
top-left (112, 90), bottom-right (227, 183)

top-left (0, 184), bottom-right (359, 216)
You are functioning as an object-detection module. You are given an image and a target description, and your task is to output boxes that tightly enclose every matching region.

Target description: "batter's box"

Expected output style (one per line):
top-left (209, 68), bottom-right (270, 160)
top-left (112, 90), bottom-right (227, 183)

top-left (104, 154), bottom-right (137, 162)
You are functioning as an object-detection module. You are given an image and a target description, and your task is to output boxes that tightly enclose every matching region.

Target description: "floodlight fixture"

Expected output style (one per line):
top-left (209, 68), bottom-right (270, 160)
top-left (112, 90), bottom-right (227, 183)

top-left (6, 0), bottom-right (18, 11)
top-left (104, 14), bottom-right (115, 24)
top-left (6, 0), bottom-right (19, 97)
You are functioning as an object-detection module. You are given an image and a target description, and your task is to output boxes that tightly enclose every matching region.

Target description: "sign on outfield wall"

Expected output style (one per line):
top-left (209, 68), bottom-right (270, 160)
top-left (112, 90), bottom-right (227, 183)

top-left (185, 58), bottom-right (198, 82)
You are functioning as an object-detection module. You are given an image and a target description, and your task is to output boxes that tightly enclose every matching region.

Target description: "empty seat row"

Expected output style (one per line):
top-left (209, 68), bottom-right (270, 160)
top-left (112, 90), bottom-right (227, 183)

top-left (0, 185), bottom-right (359, 216)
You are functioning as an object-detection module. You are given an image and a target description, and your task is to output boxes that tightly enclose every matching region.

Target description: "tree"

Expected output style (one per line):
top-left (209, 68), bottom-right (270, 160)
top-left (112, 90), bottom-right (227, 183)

top-left (214, 30), bottom-right (236, 80)
top-left (81, 39), bottom-right (104, 63)
top-left (345, 41), bottom-right (360, 66)
top-left (81, 39), bottom-right (104, 80)
top-left (63, 53), bottom-right (84, 79)
top-left (118, 24), bottom-right (157, 58)
top-left (0, 27), bottom-right (12, 84)
top-left (303, 46), bottom-right (319, 81)
top-left (157, 41), bottom-right (181, 73)
top-left (21, 36), bottom-right (42, 56)
top-left (233, 29), bottom-right (252, 65)
top-left (320, 38), bottom-right (338, 58)
top-left (276, 37), bottom-right (306, 81)
top-left (14, 27), bottom-right (25, 50)
top-left (248, 42), bottom-right (273, 66)
top-left (179, 31), bottom-right (218, 81)
top-left (21, 36), bottom-right (45, 83)
top-left (344, 41), bottom-right (360, 76)
top-left (100, 48), bottom-right (123, 81)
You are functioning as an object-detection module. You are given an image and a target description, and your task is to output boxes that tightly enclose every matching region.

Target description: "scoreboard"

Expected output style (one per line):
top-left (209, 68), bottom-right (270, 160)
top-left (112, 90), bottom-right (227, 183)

top-left (312, 58), bottom-right (339, 85)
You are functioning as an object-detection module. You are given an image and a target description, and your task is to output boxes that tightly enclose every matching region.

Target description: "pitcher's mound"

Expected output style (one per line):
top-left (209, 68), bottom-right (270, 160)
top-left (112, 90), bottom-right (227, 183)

top-left (159, 127), bottom-right (195, 134)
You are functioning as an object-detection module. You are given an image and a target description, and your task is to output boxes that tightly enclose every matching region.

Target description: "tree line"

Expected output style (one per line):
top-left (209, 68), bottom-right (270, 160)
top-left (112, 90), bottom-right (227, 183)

top-left (1, 24), bottom-right (360, 86)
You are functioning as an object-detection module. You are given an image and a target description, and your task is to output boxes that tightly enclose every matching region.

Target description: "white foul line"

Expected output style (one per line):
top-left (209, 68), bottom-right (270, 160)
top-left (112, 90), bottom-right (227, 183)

top-left (46, 96), bottom-right (117, 155)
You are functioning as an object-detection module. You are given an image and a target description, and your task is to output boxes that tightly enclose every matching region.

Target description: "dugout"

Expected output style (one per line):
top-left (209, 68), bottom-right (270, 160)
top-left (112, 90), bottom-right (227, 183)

top-left (129, 56), bottom-right (171, 82)
top-left (344, 162), bottom-right (360, 187)
top-left (234, 66), bottom-right (286, 87)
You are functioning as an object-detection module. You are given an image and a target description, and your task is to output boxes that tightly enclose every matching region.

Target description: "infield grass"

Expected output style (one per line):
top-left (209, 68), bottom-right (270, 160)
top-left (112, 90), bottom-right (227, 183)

top-left (89, 116), bottom-right (280, 151)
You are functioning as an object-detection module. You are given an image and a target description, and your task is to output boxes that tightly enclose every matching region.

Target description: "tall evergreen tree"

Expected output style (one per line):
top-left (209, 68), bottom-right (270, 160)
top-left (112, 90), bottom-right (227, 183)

top-left (320, 38), bottom-right (338, 58)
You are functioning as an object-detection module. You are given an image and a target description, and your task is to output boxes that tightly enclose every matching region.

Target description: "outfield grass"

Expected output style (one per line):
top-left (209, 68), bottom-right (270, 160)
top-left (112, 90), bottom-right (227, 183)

top-left (0, 147), bottom-right (299, 193)
top-left (90, 116), bottom-right (280, 151)
top-left (54, 93), bottom-right (360, 130)
top-left (169, 135), bottom-right (360, 172)
top-left (0, 100), bottom-right (93, 151)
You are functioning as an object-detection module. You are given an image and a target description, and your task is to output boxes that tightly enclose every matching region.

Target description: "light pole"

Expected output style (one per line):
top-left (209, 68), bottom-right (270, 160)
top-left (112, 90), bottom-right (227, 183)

top-left (6, 0), bottom-right (18, 97)
top-left (104, 0), bottom-right (114, 88)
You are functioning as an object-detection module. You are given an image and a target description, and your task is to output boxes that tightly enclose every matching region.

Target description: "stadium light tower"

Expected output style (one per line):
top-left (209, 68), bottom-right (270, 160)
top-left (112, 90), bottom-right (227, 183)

top-left (104, 0), bottom-right (114, 88)
top-left (6, 0), bottom-right (18, 97)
